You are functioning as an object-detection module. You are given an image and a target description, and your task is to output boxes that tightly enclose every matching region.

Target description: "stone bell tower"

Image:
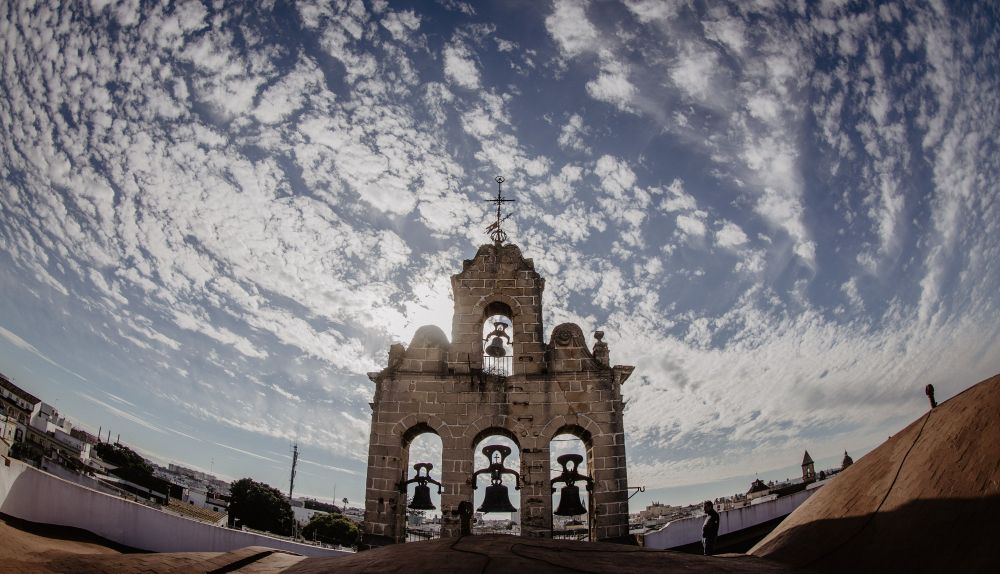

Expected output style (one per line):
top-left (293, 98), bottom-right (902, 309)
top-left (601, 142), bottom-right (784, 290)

top-left (362, 179), bottom-right (634, 546)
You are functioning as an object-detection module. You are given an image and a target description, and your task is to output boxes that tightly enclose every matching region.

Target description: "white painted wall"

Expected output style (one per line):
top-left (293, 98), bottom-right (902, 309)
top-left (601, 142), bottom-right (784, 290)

top-left (292, 505), bottom-right (325, 525)
top-left (0, 458), bottom-right (349, 557)
top-left (641, 488), bottom-right (817, 550)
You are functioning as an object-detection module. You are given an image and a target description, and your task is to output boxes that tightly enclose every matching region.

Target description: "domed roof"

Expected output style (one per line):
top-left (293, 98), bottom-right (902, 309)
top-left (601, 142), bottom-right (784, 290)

top-left (751, 373), bottom-right (1000, 573)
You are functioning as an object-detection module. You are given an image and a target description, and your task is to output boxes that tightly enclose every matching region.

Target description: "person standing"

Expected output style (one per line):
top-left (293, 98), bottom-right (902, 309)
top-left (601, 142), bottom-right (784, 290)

top-left (702, 500), bottom-right (720, 555)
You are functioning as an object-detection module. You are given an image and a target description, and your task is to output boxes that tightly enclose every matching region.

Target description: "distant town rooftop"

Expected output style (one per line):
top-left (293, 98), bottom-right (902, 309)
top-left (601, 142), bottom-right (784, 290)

top-left (0, 372), bottom-right (41, 405)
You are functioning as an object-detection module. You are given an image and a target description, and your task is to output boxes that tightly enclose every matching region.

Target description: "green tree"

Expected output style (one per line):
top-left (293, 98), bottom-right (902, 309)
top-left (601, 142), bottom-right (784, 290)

top-left (302, 512), bottom-right (359, 547)
top-left (229, 478), bottom-right (294, 536)
top-left (92, 442), bottom-right (153, 475)
top-left (92, 442), bottom-right (169, 499)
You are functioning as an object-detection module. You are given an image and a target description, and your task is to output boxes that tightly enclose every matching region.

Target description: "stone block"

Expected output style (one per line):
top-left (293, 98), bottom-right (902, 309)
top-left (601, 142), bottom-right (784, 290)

top-left (444, 403), bottom-right (467, 415)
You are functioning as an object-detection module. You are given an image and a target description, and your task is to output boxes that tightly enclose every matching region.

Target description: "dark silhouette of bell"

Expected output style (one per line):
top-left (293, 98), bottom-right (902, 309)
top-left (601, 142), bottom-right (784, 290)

top-left (409, 483), bottom-right (436, 510)
top-left (554, 484), bottom-right (587, 516)
top-left (485, 336), bottom-right (506, 357)
top-left (400, 462), bottom-right (442, 511)
top-left (478, 483), bottom-right (517, 513)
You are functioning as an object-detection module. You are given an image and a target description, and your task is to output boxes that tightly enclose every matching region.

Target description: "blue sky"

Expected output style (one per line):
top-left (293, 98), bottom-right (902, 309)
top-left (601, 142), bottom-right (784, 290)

top-left (0, 0), bottom-right (997, 511)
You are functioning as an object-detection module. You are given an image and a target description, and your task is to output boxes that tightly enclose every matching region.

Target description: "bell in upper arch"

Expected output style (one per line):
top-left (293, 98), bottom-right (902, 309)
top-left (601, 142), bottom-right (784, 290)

top-left (409, 483), bottom-right (436, 510)
top-left (554, 483), bottom-right (587, 517)
top-left (478, 483), bottom-right (517, 513)
top-left (485, 336), bottom-right (506, 357)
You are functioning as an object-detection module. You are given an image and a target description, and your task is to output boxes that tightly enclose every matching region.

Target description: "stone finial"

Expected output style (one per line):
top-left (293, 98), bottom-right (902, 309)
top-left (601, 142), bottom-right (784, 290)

top-left (593, 331), bottom-right (609, 366)
top-left (388, 343), bottom-right (405, 371)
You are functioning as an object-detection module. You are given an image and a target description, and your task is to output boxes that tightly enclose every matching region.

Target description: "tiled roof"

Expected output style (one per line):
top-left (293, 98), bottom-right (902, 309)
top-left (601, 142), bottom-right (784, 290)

top-left (165, 499), bottom-right (227, 523)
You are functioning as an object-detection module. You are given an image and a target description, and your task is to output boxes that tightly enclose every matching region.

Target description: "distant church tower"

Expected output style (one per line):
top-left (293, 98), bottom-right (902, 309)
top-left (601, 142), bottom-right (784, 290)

top-left (841, 450), bottom-right (853, 470)
top-left (361, 178), bottom-right (634, 545)
top-left (802, 450), bottom-right (816, 482)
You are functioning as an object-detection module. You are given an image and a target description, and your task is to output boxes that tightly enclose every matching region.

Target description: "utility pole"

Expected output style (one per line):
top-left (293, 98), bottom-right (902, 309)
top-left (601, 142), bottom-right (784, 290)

top-left (289, 443), bottom-right (299, 500)
top-left (289, 443), bottom-right (299, 539)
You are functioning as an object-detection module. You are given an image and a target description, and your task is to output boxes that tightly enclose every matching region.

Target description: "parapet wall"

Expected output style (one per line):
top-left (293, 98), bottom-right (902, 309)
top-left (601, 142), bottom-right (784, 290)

top-left (642, 488), bottom-right (817, 550)
top-left (0, 457), bottom-right (348, 557)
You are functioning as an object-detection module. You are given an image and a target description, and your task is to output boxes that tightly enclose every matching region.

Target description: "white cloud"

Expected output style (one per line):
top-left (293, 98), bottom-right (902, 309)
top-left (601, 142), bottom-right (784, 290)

top-left (704, 13), bottom-right (747, 55)
top-left (0, 325), bottom-right (89, 381)
top-left (659, 179), bottom-right (697, 212)
top-left (586, 53), bottom-right (637, 112)
top-left (443, 42), bottom-right (480, 89)
top-left (557, 113), bottom-right (591, 154)
top-left (381, 9), bottom-right (421, 41)
top-left (841, 277), bottom-right (864, 311)
top-left (716, 221), bottom-right (749, 248)
top-left (676, 214), bottom-right (707, 239)
top-left (670, 46), bottom-right (719, 102)
top-left (623, 0), bottom-right (682, 23)
top-left (545, 0), bottom-right (598, 59)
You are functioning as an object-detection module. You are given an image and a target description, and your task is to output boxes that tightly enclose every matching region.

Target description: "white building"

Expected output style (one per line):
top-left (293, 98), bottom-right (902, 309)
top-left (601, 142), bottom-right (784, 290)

top-left (182, 487), bottom-right (228, 514)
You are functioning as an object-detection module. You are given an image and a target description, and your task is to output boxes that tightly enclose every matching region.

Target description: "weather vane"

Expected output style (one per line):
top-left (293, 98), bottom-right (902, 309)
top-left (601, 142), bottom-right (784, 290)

top-left (485, 176), bottom-right (515, 244)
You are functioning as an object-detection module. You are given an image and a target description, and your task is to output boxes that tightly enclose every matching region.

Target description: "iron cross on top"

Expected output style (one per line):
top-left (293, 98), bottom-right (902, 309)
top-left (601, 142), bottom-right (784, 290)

top-left (485, 176), bottom-right (515, 244)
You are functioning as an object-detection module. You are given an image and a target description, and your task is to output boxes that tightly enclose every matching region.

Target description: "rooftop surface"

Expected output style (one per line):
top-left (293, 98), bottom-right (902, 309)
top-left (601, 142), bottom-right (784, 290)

top-left (751, 373), bottom-right (1000, 573)
top-left (0, 519), bottom-right (798, 574)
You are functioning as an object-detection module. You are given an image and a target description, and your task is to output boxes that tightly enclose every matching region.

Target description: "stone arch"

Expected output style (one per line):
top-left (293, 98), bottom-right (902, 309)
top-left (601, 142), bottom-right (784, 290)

top-left (540, 414), bottom-right (604, 446)
top-left (547, 423), bottom-right (594, 447)
top-left (392, 413), bottom-right (450, 447)
top-left (401, 422), bottom-right (439, 448)
top-left (464, 415), bottom-right (530, 449)
top-left (470, 425), bottom-right (521, 451)
top-left (472, 293), bottom-right (524, 319)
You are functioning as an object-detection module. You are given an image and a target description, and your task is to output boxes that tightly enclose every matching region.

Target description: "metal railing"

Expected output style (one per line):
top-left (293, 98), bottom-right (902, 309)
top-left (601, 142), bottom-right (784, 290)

top-left (473, 523), bottom-right (519, 536)
top-left (406, 527), bottom-right (440, 542)
top-left (482, 355), bottom-right (512, 376)
top-left (552, 529), bottom-right (590, 541)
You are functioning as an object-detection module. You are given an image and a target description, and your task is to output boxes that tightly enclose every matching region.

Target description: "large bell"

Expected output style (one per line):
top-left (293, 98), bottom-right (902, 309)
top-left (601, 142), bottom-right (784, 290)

top-left (478, 483), bottom-right (517, 513)
top-left (554, 484), bottom-right (587, 516)
top-left (472, 444), bottom-right (521, 513)
top-left (485, 336), bottom-right (506, 357)
top-left (409, 483), bottom-right (436, 510)
top-left (550, 453), bottom-right (593, 518)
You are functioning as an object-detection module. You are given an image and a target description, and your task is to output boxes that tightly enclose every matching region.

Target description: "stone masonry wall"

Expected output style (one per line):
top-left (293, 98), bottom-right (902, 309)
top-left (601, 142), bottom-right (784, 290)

top-left (362, 244), bottom-right (633, 545)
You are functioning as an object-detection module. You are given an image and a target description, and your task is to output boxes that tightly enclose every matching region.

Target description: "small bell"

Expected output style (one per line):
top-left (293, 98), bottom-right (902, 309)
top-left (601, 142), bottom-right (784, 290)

top-left (485, 336), bottom-right (506, 357)
top-left (483, 321), bottom-right (511, 358)
top-left (399, 462), bottom-right (442, 511)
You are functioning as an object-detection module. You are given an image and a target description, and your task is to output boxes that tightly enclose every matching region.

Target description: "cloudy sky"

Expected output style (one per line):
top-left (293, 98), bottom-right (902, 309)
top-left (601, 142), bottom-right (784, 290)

top-left (1, 0), bottom-right (997, 511)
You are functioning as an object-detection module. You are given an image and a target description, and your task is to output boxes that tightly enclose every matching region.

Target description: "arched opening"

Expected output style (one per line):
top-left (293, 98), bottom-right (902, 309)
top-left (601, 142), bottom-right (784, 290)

top-left (482, 301), bottom-right (513, 376)
top-left (401, 426), bottom-right (443, 542)
top-left (550, 428), bottom-right (592, 541)
top-left (472, 430), bottom-right (521, 535)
